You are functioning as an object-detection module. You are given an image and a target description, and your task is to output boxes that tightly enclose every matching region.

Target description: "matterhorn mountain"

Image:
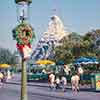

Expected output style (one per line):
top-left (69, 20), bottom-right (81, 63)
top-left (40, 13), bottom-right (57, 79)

top-left (31, 15), bottom-right (70, 61)
top-left (47, 15), bottom-right (69, 41)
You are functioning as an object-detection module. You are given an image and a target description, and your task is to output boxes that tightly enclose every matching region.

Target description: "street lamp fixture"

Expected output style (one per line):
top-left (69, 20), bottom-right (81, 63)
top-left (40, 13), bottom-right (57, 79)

top-left (15, 0), bottom-right (32, 4)
top-left (15, 0), bottom-right (32, 23)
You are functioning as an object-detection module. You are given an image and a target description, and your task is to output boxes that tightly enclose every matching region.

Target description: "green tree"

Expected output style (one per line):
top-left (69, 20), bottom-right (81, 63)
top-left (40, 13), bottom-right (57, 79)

top-left (68, 32), bottom-right (83, 58)
top-left (0, 47), bottom-right (18, 65)
top-left (49, 30), bottom-right (99, 64)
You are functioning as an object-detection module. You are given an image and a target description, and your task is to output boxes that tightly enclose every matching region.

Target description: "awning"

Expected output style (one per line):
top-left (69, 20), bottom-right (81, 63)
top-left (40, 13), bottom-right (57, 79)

top-left (35, 60), bottom-right (55, 65)
top-left (0, 64), bottom-right (10, 68)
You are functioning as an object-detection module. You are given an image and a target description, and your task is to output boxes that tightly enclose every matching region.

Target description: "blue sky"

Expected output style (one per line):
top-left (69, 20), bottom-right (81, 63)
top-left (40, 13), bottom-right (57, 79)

top-left (0, 0), bottom-right (100, 52)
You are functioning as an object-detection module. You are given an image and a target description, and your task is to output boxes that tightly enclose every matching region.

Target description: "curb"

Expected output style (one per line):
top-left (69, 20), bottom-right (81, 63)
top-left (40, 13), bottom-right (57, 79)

top-left (6, 81), bottom-right (49, 87)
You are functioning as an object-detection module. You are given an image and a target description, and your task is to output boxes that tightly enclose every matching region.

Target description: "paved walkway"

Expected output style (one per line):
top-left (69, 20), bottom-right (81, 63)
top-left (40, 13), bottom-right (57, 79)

top-left (4, 73), bottom-right (100, 100)
top-left (6, 73), bottom-right (92, 91)
top-left (6, 73), bottom-right (49, 87)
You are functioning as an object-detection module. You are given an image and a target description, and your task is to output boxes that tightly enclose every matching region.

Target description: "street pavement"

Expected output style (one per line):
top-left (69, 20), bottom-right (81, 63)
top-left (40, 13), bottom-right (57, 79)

top-left (0, 73), bottom-right (99, 100)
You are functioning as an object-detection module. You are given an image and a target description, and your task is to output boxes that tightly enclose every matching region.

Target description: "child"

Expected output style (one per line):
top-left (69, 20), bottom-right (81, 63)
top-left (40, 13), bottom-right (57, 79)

top-left (48, 73), bottom-right (55, 90)
top-left (61, 76), bottom-right (67, 92)
top-left (55, 77), bottom-right (60, 89)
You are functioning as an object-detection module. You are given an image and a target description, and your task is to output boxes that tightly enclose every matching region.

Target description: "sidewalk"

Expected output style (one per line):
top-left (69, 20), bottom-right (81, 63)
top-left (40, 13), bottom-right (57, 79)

top-left (6, 73), bottom-right (49, 87)
top-left (6, 73), bottom-right (93, 91)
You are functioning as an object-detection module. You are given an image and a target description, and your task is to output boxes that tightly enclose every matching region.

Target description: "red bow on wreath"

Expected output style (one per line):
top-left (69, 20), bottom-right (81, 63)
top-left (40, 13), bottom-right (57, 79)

top-left (16, 43), bottom-right (32, 60)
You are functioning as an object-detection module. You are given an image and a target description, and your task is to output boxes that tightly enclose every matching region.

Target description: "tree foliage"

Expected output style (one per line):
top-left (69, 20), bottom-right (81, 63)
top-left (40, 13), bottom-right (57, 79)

top-left (50, 29), bottom-right (100, 64)
top-left (0, 48), bottom-right (18, 65)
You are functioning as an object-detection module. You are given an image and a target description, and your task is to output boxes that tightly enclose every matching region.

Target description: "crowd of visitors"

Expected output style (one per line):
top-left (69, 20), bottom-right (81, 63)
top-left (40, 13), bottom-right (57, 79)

top-left (48, 64), bottom-right (83, 92)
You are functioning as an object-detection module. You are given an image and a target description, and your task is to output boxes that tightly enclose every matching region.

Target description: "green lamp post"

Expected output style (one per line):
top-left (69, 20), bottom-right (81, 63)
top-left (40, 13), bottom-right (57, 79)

top-left (13, 0), bottom-right (34, 100)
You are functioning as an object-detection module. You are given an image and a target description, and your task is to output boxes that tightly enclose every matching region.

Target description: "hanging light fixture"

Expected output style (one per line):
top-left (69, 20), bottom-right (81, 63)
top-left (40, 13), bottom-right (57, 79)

top-left (15, 0), bottom-right (32, 22)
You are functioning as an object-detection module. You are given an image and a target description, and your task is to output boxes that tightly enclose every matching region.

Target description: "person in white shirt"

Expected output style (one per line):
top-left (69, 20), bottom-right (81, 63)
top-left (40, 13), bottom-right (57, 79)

top-left (55, 77), bottom-right (60, 89)
top-left (71, 74), bottom-right (80, 92)
top-left (48, 73), bottom-right (55, 90)
top-left (0, 72), bottom-right (3, 87)
top-left (42, 69), bottom-right (46, 74)
top-left (78, 67), bottom-right (84, 74)
top-left (61, 76), bottom-right (67, 91)
top-left (63, 65), bottom-right (71, 75)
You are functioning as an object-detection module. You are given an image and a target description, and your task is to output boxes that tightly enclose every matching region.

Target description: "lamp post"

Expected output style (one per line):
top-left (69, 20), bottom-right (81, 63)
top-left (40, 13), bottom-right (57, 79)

top-left (12, 0), bottom-right (34, 100)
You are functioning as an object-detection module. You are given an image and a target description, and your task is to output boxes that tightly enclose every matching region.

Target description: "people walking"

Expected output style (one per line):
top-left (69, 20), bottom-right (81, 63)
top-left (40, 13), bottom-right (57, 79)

top-left (63, 64), bottom-right (71, 75)
top-left (48, 72), bottom-right (55, 90)
top-left (1, 72), bottom-right (7, 87)
top-left (55, 77), bottom-right (60, 89)
top-left (0, 72), bottom-right (3, 87)
top-left (61, 76), bottom-right (67, 92)
top-left (71, 74), bottom-right (80, 92)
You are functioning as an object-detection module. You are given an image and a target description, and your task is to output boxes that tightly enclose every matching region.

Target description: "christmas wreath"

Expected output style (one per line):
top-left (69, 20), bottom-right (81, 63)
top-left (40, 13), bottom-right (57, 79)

top-left (13, 23), bottom-right (35, 45)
